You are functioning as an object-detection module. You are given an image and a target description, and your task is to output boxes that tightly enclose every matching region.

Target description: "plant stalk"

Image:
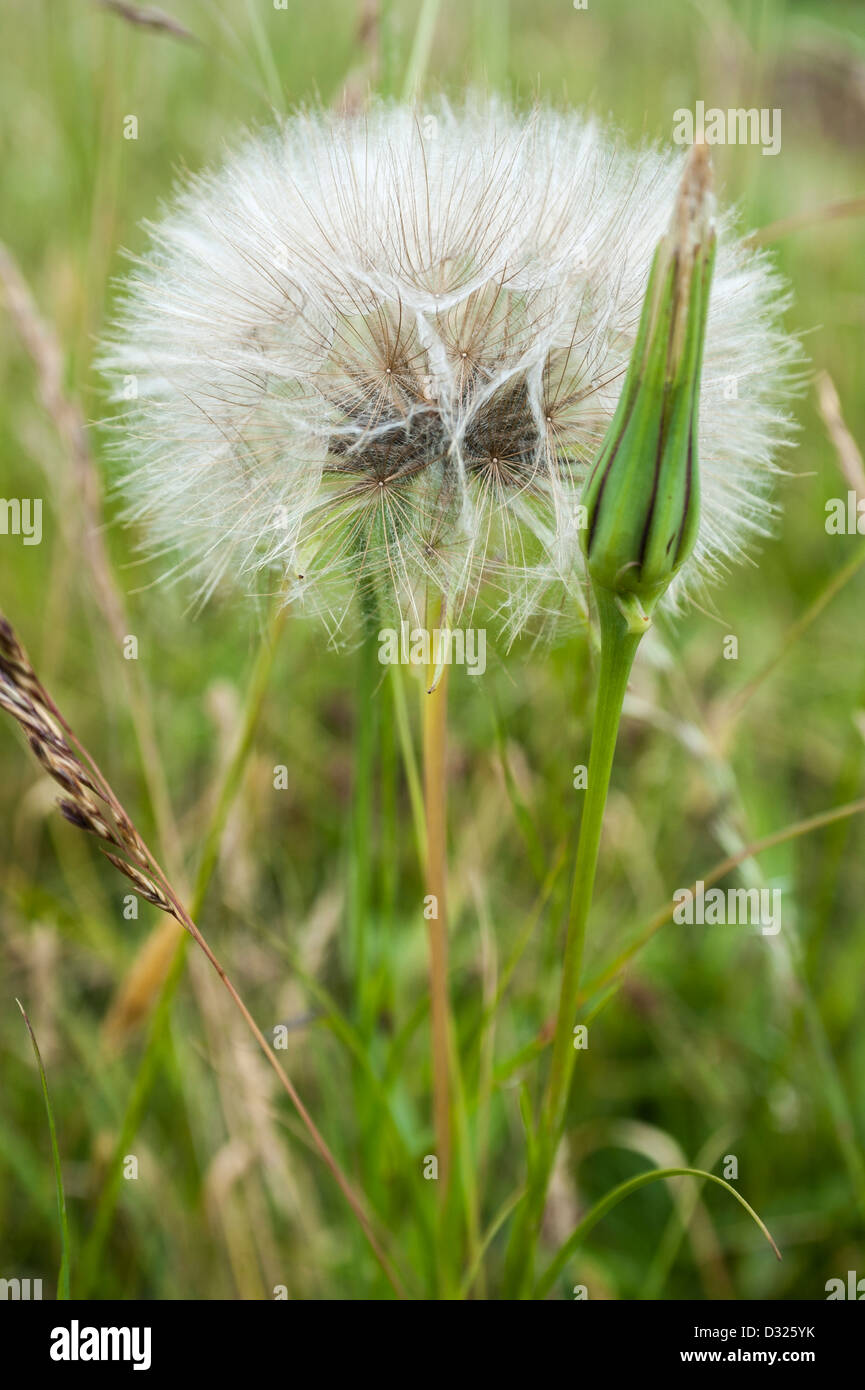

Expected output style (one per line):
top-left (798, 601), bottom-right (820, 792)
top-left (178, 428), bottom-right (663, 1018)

top-left (507, 587), bottom-right (643, 1294)
top-left (423, 589), bottom-right (452, 1192)
top-left (350, 605), bottom-right (380, 1029)
top-left (544, 588), bottom-right (643, 1132)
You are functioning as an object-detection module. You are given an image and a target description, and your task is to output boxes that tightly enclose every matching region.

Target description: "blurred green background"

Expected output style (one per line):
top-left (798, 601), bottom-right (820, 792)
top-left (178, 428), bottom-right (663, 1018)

top-left (1, 0), bottom-right (865, 1300)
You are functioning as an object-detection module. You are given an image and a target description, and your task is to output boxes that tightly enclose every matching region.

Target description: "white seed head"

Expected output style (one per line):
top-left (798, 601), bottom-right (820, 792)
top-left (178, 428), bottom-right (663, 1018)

top-left (101, 99), bottom-right (799, 644)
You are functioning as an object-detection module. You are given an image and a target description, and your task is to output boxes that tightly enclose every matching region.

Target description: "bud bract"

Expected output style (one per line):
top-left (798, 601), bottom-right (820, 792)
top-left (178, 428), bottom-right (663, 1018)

top-left (581, 144), bottom-right (716, 632)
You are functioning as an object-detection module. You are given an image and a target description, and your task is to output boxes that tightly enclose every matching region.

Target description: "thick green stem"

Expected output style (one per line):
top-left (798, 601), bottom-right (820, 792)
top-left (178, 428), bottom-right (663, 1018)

top-left (506, 588), bottom-right (643, 1296)
top-left (544, 589), bottom-right (643, 1133)
top-left (423, 588), bottom-right (452, 1195)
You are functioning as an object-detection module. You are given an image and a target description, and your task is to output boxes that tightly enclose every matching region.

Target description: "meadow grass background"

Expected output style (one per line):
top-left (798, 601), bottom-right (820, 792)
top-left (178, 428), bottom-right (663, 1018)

top-left (1, 0), bottom-right (865, 1300)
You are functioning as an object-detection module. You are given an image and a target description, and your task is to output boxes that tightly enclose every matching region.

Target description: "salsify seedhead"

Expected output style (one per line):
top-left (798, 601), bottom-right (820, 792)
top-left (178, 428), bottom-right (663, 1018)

top-left (102, 100), bottom-right (799, 645)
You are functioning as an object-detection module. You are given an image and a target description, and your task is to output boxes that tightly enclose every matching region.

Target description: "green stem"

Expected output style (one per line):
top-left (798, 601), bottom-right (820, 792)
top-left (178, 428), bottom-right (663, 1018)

top-left (544, 589), bottom-right (643, 1133)
top-left (423, 588), bottom-right (452, 1196)
top-left (401, 0), bottom-right (442, 102)
top-left (193, 603), bottom-right (289, 904)
top-left (17, 1002), bottom-right (71, 1299)
top-left (506, 587), bottom-right (643, 1296)
top-left (347, 598), bottom-right (381, 1230)
top-left (78, 599), bottom-right (288, 1294)
top-left (389, 662), bottom-right (427, 870)
top-left (350, 610), bottom-right (379, 1030)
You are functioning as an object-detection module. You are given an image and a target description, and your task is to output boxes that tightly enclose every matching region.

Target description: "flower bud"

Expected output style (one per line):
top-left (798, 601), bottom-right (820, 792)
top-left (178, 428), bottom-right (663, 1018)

top-left (581, 143), bottom-right (716, 633)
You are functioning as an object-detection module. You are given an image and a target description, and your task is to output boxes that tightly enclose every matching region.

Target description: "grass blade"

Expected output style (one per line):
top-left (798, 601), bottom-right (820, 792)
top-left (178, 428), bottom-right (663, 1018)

top-left (535, 1166), bottom-right (780, 1300)
top-left (17, 999), bottom-right (71, 1299)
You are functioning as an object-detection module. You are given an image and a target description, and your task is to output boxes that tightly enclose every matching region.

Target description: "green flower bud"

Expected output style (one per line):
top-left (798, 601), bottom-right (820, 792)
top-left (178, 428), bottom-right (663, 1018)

top-left (581, 143), bottom-right (716, 634)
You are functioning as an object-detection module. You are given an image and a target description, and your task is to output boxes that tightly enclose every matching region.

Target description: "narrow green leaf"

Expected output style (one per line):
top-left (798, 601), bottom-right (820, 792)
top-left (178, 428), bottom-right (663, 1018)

top-left (535, 1165), bottom-right (780, 1300)
top-left (17, 999), bottom-right (71, 1299)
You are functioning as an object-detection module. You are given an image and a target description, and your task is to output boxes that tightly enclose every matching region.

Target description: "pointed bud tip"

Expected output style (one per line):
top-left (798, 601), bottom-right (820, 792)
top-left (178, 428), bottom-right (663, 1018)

top-left (672, 141), bottom-right (715, 254)
top-left (580, 141), bottom-right (718, 613)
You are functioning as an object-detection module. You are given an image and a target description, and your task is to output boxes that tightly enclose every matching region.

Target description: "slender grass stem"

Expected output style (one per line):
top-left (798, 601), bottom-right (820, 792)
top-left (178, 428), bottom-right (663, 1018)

top-left (350, 611), bottom-right (379, 1031)
top-left (401, 0), bottom-right (441, 103)
top-left (581, 795), bottom-right (865, 1008)
top-left (104, 597), bottom-right (289, 1038)
top-left (82, 598), bottom-right (290, 1284)
top-left (423, 589), bottom-right (452, 1192)
top-left (195, 601), bottom-right (291, 904)
top-left (78, 941), bottom-right (187, 1297)
top-left (378, 0), bottom-right (399, 98)
top-left (724, 546), bottom-right (865, 726)
top-left (390, 662), bottom-right (427, 869)
top-left (17, 1001), bottom-right (71, 1299)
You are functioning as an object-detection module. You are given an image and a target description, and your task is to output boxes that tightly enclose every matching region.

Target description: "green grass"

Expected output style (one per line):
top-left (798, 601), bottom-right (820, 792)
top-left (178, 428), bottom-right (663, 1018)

top-left (1, 0), bottom-right (865, 1300)
top-left (16, 1000), bottom-right (71, 1299)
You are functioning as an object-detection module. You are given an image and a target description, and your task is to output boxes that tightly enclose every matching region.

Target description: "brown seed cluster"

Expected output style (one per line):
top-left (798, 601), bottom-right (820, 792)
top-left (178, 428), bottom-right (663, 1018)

top-left (0, 614), bottom-right (178, 919)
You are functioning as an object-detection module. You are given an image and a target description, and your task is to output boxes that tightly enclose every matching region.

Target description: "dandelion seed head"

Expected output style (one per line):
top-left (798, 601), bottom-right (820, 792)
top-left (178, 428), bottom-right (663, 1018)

top-left (101, 99), bottom-right (799, 645)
